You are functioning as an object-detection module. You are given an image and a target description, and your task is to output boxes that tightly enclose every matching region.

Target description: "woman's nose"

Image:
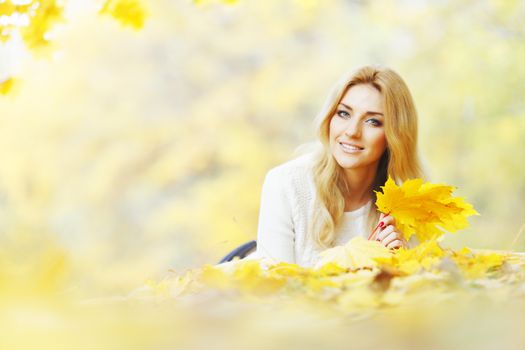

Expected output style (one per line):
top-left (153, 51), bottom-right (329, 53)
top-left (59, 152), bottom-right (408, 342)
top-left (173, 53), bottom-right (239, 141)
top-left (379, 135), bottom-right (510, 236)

top-left (344, 120), bottom-right (361, 138)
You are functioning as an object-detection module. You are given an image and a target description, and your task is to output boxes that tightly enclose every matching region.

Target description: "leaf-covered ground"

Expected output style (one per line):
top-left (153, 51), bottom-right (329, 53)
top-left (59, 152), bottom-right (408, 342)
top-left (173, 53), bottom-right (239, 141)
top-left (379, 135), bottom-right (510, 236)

top-left (3, 238), bottom-right (525, 350)
top-left (5, 223), bottom-right (524, 350)
top-left (90, 239), bottom-right (525, 350)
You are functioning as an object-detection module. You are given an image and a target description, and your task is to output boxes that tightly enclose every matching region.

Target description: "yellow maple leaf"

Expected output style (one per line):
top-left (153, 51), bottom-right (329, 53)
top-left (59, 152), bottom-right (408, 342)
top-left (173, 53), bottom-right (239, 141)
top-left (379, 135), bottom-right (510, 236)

top-left (205, 260), bottom-right (286, 296)
top-left (200, 264), bottom-right (232, 289)
top-left (451, 249), bottom-right (506, 279)
top-left (313, 262), bottom-right (348, 276)
top-left (268, 261), bottom-right (306, 277)
top-left (100, 0), bottom-right (147, 30)
top-left (375, 238), bottom-right (446, 274)
top-left (315, 236), bottom-right (392, 270)
top-left (375, 176), bottom-right (479, 242)
top-left (234, 261), bottom-right (287, 296)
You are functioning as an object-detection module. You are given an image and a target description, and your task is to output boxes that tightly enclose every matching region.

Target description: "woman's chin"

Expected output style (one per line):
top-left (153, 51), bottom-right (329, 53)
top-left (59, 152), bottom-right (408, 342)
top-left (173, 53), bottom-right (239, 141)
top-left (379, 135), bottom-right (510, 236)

top-left (334, 158), bottom-right (359, 169)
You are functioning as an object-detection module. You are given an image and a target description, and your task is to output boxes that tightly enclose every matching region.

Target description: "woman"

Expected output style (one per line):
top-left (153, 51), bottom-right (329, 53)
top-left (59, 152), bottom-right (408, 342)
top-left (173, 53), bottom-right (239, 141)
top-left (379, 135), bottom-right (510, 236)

top-left (244, 65), bottom-right (425, 267)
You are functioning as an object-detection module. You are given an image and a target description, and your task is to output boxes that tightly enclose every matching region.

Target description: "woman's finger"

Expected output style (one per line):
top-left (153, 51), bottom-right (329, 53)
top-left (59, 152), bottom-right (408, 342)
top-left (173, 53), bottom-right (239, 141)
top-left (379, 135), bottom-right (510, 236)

top-left (377, 214), bottom-right (396, 229)
top-left (387, 240), bottom-right (404, 249)
top-left (380, 231), bottom-right (399, 246)
top-left (376, 225), bottom-right (394, 241)
top-left (370, 213), bottom-right (386, 240)
top-left (381, 215), bottom-right (392, 225)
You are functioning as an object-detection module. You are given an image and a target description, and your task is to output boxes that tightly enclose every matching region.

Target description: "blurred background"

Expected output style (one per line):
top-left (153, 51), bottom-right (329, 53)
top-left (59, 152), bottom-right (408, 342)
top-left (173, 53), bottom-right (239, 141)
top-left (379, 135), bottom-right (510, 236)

top-left (0, 0), bottom-right (524, 298)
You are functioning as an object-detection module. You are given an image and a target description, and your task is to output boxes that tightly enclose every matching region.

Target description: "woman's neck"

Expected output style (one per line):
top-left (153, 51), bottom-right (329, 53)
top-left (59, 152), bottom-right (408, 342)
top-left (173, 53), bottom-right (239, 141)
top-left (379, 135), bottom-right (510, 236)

top-left (344, 192), bottom-right (372, 212)
top-left (342, 167), bottom-right (376, 211)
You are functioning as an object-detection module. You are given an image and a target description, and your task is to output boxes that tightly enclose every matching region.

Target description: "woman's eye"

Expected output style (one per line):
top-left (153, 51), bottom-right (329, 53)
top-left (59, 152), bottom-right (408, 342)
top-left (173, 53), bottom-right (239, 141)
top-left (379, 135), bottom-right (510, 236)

top-left (336, 110), bottom-right (382, 125)
top-left (368, 119), bottom-right (381, 126)
top-left (337, 110), bottom-right (350, 118)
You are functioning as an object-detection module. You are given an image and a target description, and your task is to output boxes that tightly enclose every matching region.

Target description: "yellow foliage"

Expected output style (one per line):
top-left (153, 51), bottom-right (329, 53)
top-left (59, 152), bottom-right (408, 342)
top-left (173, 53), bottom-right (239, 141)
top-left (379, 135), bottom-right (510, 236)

top-left (94, 242), bottom-right (525, 315)
top-left (313, 262), bottom-right (348, 276)
top-left (0, 77), bottom-right (16, 95)
top-left (374, 238), bottom-right (446, 274)
top-left (0, 1), bottom-right (31, 16)
top-left (21, 0), bottom-right (64, 49)
top-left (315, 237), bottom-right (392, 270)
top-left (200, 261), bottom-right (287, 296)
top-left (0, 1), bottom-right (33, 42)
top-left (0, 0), bottom-right (63, 48)
top-left (375, 177), bottom-right (479, 242)
top-left (232, 260), bottom-right (286, 295)
top-left (100, 0), bottom-right (147, 30)
top-left (268, 261), bottom-right (305, 277)
top-left (139, 240), bottom-right (523, 320)
top-left (451, 249), bottom-right (507, 279)
top-left (200, 264), bottom-right (232, 289)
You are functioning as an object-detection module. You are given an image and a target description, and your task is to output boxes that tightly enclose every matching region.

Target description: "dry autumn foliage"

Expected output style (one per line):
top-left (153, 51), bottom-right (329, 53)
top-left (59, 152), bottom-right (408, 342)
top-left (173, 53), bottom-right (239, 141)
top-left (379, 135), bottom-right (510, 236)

top-left (136, 177), bottom-right (515, 315)
top-left (106, 176), bottom-right (524, 350)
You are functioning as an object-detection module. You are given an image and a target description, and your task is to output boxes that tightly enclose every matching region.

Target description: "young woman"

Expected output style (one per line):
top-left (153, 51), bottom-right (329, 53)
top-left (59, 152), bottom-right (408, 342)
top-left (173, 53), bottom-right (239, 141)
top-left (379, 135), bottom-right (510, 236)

top-left (244, 65), bottom-right (426, 267)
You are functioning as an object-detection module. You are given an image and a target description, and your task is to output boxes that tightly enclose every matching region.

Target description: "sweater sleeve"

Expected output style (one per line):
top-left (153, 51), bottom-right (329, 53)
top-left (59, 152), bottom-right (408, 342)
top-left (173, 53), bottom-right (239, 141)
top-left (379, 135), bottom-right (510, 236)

top-left (254, 167), bottom-right (296, 264)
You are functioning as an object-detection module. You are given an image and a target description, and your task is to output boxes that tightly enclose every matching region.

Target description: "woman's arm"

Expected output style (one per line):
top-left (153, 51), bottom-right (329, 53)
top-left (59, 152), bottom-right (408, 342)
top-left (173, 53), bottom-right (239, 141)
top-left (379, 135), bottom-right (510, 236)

top-left (254, 167), bottom-right (296, 263)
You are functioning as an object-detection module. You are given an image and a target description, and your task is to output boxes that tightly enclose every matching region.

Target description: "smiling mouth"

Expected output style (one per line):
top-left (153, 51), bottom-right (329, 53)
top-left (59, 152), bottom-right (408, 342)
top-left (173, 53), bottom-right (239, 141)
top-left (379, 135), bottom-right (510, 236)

top-left (339, 142), bottom-right (364, 152)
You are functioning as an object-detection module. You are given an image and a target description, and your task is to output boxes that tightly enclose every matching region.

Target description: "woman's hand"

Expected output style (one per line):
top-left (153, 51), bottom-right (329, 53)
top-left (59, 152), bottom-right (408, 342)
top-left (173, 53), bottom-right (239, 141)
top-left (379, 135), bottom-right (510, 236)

top-left (372, 213), bottom-right (408, 249)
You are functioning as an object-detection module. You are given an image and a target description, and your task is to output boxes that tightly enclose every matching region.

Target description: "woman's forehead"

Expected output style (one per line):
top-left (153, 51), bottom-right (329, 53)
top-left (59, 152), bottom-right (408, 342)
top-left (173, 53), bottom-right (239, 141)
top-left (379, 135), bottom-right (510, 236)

top-left (340, 84), bottom-right (383, 113)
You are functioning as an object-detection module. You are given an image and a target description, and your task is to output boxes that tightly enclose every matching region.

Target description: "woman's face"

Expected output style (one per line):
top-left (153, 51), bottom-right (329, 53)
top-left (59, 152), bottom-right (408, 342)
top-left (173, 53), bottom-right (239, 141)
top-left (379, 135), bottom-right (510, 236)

top-left (329, 83), bottom-right (387, 173)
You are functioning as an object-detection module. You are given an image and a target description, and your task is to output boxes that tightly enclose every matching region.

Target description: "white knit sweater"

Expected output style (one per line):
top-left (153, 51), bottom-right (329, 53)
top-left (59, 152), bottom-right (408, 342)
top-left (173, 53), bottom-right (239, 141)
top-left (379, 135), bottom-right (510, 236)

top-left (236, 152), bottom-right (367, 267)
top-left (239, 152), bottom-right (418, 268)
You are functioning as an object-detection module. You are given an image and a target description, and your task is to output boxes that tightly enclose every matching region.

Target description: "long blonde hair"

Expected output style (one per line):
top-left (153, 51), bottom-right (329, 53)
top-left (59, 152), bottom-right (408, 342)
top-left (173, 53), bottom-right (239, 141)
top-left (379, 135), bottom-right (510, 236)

top-left (303, 65), bottom-right (425, 250)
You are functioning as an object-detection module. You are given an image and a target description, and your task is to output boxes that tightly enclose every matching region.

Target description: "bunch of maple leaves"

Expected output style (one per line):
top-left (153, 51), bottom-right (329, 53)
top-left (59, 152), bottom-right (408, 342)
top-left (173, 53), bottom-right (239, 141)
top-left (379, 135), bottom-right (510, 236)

top-left (133, 177), bottom-right (525, 317)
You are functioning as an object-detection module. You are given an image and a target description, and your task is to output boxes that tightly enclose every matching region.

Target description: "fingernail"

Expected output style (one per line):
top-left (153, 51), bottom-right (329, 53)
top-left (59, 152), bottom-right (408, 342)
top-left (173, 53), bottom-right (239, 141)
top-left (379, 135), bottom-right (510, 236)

top-left (379, 221), bottom-right (384, 228)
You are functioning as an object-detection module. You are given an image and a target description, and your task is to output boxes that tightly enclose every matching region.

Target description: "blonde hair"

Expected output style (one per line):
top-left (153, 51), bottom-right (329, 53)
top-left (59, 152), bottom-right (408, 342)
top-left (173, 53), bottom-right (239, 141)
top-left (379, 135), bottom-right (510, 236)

top-left (302, 65), bottom-right (425, 250)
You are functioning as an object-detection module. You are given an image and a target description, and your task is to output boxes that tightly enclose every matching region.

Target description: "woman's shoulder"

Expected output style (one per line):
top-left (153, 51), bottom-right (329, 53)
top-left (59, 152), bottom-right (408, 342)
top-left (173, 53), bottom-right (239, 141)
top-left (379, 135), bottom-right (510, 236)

top-left (267, 151), bottom-right (316, 180)
top-left (263, 151), bottom-right (317, 200)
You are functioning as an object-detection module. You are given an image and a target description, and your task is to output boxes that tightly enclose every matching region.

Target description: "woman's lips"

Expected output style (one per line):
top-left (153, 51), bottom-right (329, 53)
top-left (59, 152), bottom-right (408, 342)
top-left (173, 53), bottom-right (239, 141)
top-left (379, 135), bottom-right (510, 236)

top-left (339, 142), bottom-right (364, 153)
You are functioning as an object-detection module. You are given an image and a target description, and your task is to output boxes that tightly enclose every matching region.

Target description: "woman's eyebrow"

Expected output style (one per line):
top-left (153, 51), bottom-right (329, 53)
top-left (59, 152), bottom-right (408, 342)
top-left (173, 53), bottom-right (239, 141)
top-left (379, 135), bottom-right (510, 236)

top-left (339, 103), bottom-right (384, 116)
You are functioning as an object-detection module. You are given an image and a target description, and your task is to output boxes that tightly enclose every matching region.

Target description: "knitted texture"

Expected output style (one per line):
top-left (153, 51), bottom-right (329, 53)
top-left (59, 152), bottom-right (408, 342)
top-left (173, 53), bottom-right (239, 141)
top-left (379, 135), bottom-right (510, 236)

top-left (245, 152), bottom-right (374, 267)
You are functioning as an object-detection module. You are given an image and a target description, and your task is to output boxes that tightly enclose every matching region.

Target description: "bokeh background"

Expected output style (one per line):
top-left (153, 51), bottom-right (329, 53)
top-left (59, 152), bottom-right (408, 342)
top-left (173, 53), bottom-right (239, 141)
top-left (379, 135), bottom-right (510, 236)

top-left (1, 0), bottom-right (524, 299)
